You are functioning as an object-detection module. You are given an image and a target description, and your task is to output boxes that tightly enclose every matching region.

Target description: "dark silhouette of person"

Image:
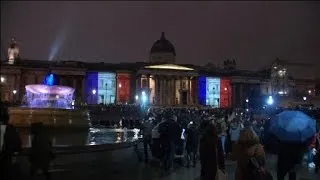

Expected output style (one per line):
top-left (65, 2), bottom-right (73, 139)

top-left (277, 141), bottom-right (309, 180)
top-left (199, 122), bottom-right (224, 180)
top-left (0, 123), bottom-right (22, 179)
top-left (29, 123), bottom-right (54, 180)
top-left (185, 122), bottom-right (199, 167)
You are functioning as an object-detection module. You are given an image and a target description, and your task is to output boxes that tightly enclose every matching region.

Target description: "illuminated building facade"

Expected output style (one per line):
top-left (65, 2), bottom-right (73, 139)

top-left (7, 33), bottom-right (318, 108)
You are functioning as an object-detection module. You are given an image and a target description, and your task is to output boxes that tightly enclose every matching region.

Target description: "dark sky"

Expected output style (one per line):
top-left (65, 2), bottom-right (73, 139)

top-left (1, 1), bottom-right (320, 72)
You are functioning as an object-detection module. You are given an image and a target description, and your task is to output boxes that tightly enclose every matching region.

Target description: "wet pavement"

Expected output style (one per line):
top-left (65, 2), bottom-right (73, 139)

top-left (15, 145), bottom-right (319, 180)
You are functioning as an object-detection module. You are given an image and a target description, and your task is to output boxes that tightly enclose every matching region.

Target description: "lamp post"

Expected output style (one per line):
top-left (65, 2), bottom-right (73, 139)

top-left (224, 87), bottom-right (228, 108)
top-left (105, 83), bottom-right (108, 104)
top-left (13, 89), bottom-right (17, 104)
top-left (91, 89), bottom-right (96, 104)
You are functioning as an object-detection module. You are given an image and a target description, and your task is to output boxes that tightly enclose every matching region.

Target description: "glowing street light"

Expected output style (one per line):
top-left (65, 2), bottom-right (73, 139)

top-left (308, 90), bottom-right (312, 94)
top-left (303, 96), bottom-right (307, 101)
top-left (135, 95), bottom-right (139, 100)
top-left (245, 99), bottom-right (249, 103)
top-left (267, 96), bottom-right (274, 105)
top-left (12, 89), bottom-right (17, 94)
top-left (0, 76), bottom-right (5, 83)
top-left (141, 91), bottom-right (147, 104)
top-left (92, 89), bottom-right (96, 95)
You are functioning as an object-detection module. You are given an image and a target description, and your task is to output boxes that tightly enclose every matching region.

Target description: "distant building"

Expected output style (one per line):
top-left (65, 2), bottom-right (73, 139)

top-left (2, 33), bottom-right (318, 108)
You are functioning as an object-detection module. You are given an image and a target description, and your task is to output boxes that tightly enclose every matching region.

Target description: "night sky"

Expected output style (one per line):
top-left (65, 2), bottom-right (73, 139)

top-left (1, 1), bottom-right (319, 72)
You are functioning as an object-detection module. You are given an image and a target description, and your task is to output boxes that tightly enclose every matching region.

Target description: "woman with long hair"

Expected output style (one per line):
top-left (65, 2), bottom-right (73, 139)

top-left (232, 127), bottom-right (268, 180)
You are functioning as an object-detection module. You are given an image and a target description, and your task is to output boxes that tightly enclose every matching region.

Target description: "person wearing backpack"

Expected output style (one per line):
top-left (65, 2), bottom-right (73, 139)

top-left (232, 127), bottom-right (272, 180)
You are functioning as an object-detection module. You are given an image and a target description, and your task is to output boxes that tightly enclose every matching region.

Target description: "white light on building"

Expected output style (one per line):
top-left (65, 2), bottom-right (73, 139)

top-left (92, 89), bottom-right (96, 95)
top-left (224, 87), bottom-right (227, 91)
top-left (245, 99), bottom-right (249, 103)
top-left (267, 96), bottom-right (274, 105)
top-left (308, 90), bottom-right (312, 94)
top-left (303, 96), bottom-right (307, 101)
top-left (0, 77), bottom-right (5, 83)
top-left (135, 95), bottom-right (139, 100)
top-left (56, 95), bottom-right (59, 99)
top-left (12, 90), bottom-right (17, 94)
top-left (119, 83), bottom-right (122, 88)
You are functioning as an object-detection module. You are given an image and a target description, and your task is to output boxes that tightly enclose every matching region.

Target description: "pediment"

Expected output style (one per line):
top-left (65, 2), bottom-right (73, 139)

top-left (144, 64), bottom-right (194, 71)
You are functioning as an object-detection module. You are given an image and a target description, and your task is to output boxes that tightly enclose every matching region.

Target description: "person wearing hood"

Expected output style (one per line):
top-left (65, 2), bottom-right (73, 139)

top-left (232, 127), bottom-right (269, 180)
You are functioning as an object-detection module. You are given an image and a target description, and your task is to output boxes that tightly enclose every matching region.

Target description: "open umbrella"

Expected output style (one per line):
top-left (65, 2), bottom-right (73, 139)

top-left (269, 110), bottom-right (316, 142)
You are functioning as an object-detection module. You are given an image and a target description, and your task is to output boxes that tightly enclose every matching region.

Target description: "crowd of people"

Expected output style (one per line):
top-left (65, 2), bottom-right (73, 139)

top-left (140, 107), bottom-right (320, 180)
top-left (1, 101), bottom-right (320, 180)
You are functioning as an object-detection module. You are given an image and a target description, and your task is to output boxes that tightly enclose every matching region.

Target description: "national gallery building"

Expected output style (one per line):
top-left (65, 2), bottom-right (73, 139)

top-left (2, 32), bottom-right (315, 109)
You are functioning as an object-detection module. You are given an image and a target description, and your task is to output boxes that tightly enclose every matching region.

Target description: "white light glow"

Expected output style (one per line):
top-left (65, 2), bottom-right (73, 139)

top-left (278, 91), bottom-right (284, 95)
top-left (303, 96), bottom-right (307, 101)
top-left (145, 64), bottom-right (194, 71)
top-left (0, 77), bottom-right (5, 83)
top-left (141, 91), bottom-right (147, 103)
top-left (267, 96), bottom-right (274, 105)
top-left (245, 99), bottom-right (249, 103)
top-left (119, 83), bottom-right (122, 88)
top-left (224, 87), bottom-right (227, 91)
top-left (135, 95), bottom-right (139, 100)
top-left (92, 89), bottom-right (96, 95)
top-left (55, 95), bottom-right (59, 99)
top-left (12, 90), bottom-right (17, 94)
top-left (308, 90), bottom-right (312, 94)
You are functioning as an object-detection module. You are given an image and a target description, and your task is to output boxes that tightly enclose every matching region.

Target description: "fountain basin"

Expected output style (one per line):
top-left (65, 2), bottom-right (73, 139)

top-left (9, 107), bottom-right (91, 128)
top-left (17, 128), bottom-right (141, 155)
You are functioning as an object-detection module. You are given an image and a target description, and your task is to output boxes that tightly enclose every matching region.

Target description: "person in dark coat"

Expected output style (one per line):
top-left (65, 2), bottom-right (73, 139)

top-left (277, 141), bottom-right (309, 180)
top-left (0, 123), bottom-right (22, 180)
top-left (29, 123), bottom-right (54, 180)
top-left (199, 122), bottom-right (224, 180)
top-left (185, 122), bottom-right (199, 167)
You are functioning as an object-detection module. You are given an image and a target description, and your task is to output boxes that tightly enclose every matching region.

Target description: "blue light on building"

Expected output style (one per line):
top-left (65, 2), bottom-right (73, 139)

top-left (198, 76), bottom-right (207, 105)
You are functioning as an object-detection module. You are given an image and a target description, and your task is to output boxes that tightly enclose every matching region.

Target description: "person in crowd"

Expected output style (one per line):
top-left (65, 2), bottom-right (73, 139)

top-left (313, 129), bottom-right (320, 174)
top-left (185, 121), bottom-right (199, 167)
top-left (277, 140), bottom-right (310, 180)
top-left (199, 121), bottom-right (224, 180)
top-left (229, 119), bottom-right (241, 156)
top-left (232, 127), bottom-right (269, 180)
top-left (141, 117), bottom-right (153, 164)
top-left (158, 113), bottom-right (176, 171)
top-left (0, 123), bottom-right (22, 179)
top-left (29, 123), bottom-right (54, 180)
top-left (216, 115), bottom-right (228, 156)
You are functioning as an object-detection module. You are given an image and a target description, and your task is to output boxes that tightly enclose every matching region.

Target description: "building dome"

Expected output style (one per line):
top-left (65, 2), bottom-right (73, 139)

top-left (150, 32), bottom-right (176, 56)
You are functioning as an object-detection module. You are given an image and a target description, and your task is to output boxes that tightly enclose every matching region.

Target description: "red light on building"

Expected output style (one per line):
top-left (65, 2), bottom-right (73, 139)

top-left (220, 78), bottom-right (232, 108)
top-left (116, 73), bottom-right (131, 103)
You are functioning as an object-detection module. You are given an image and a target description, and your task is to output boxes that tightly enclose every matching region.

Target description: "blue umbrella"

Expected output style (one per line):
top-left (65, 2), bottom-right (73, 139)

top-left (269, 110), bottom-right (316, 142)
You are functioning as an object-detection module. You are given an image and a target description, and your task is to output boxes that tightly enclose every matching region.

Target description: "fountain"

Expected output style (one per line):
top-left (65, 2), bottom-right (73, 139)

top-left (8, 73), bottom-right (90, 128)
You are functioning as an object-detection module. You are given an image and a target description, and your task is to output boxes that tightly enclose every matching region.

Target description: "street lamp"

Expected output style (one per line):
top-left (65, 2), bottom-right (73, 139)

top-left (303, 96), bottom-right (307, 101)
top-left (12, 89), bottom-right (17, 94)
top-left (308, 90), bottom-right (312, 95)
top-left (91, 89), bottom-right (96, 105)
top-left (0, 76), bottom-right (5, 83)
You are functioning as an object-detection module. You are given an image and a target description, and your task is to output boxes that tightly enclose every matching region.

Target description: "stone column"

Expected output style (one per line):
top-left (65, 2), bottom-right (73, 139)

top-left (187, 77), bottom-right (191, 105)
top-left (81, 77), bottom-right (85, 103)
top-left (147, 74), bottom-right (150, 104)
top-left (159, 77), bottom-right (163, 105)
top-left (195, 77), bottom-right (198, 105)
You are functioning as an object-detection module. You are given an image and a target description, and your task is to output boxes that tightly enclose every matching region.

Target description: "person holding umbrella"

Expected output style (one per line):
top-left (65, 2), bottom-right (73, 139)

top-left (268, 110), bottom-right (317, 180)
